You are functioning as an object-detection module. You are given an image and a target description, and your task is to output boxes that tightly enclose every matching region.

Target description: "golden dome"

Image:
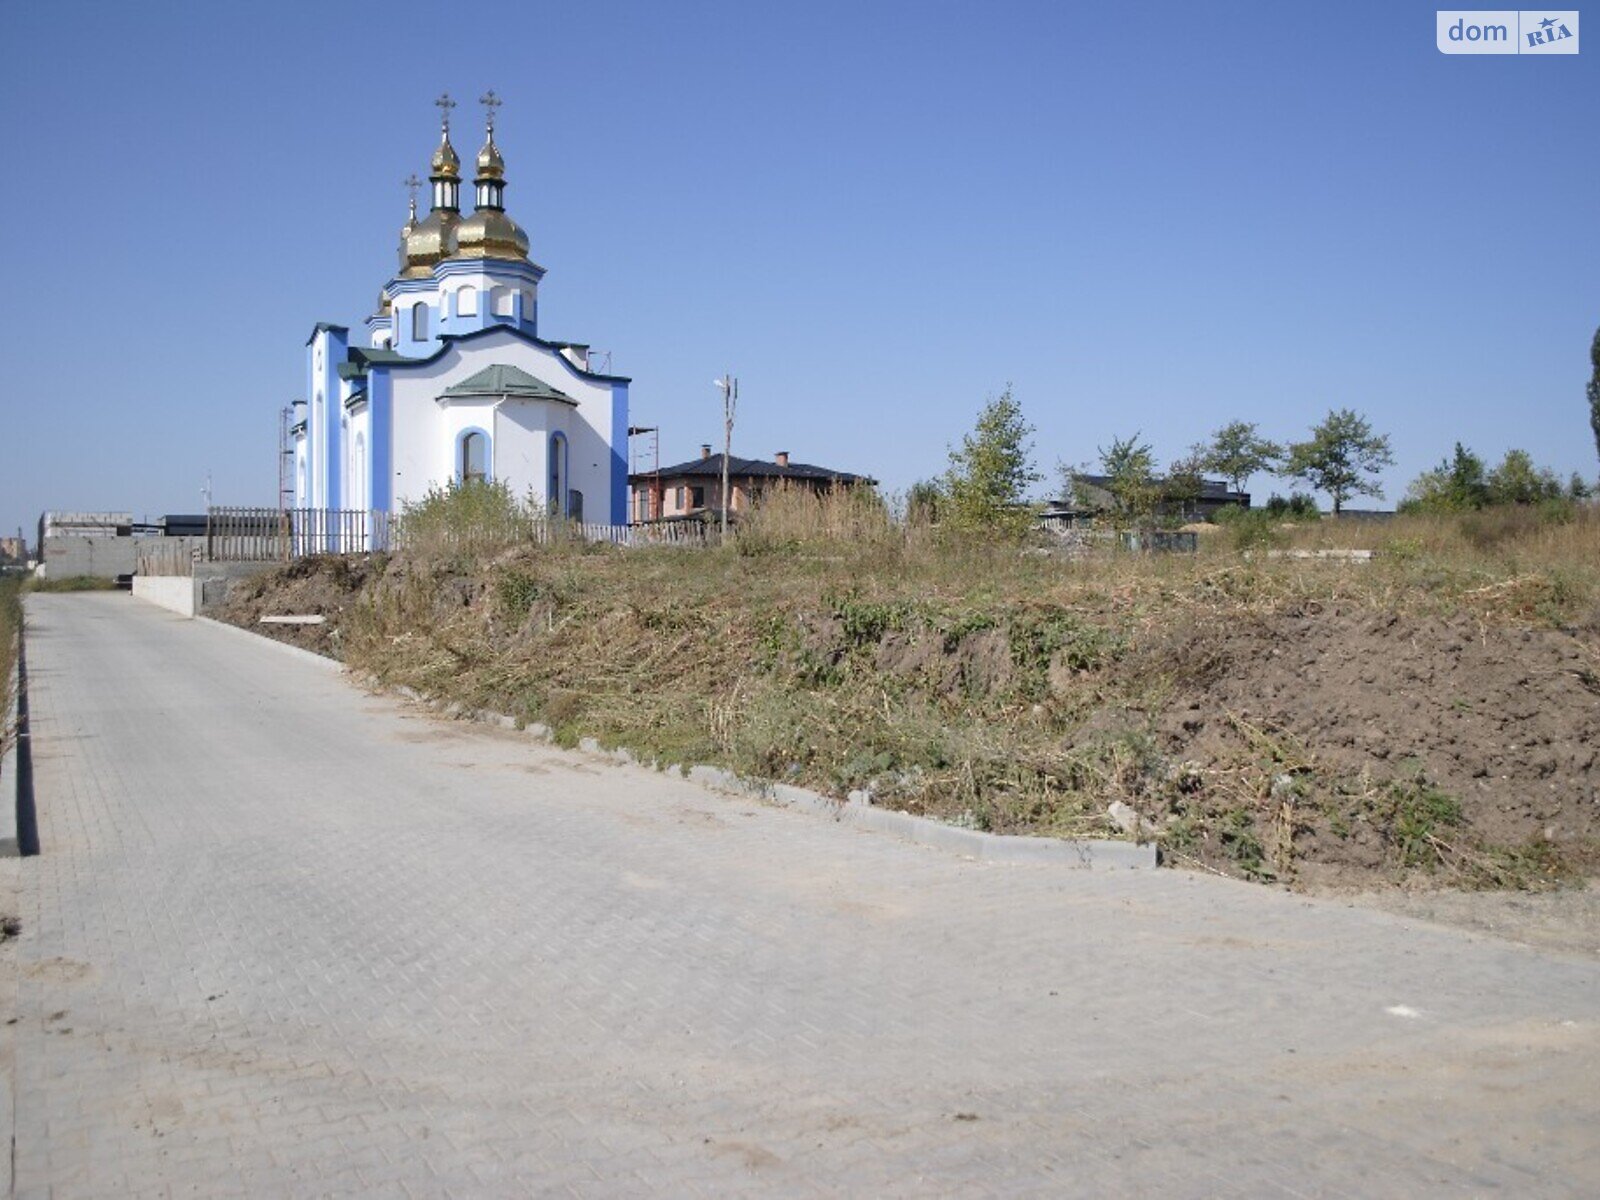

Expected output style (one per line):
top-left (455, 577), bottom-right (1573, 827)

top-left (378, 290), bottom-right (392, 314)
top-left (455, 208), bottom-right (529, 261)
top-left (401, 209), bottom-right (460, 277)
top-left (431, 134), bottom-right (460, 179)
top-left (395, 196), bottom-right (418, 274)
top-left (476, 137), bottom-right (505, 181)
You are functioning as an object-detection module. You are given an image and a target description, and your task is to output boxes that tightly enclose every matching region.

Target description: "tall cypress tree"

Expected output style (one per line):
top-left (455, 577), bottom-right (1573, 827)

top-left (1588, 324), bottom-right (1600, 471)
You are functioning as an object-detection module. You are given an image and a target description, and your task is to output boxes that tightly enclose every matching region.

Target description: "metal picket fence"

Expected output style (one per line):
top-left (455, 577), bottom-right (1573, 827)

top-left (200, 507), bottom-right (712, 563)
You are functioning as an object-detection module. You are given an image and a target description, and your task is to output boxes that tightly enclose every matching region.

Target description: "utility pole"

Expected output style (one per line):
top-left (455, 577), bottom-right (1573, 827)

top-left (715, 375), bottom-right (738, 538)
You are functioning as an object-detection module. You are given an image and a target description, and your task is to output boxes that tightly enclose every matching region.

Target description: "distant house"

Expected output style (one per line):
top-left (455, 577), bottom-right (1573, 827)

top-left (1043, 474), bottom-right (1250, 527)
top-left (629, 446), bottom-right (874, 524)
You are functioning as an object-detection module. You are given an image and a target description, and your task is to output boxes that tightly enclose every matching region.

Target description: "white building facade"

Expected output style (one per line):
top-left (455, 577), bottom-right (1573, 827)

top-left (294, 95), bottom-right (629, 526)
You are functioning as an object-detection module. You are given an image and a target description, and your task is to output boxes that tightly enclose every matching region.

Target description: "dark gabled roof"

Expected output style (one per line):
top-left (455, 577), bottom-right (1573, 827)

top-left (439, 364), bottom-right (576, 405)
top-left (1066, 473), bottom-right (1247, 501)
top-left (305, 322), bottom-right (349, 346)
top-left (351, 346), bottom-right (414, 365)
top-left (632, 453), bottom-right (874, 486)
top-left (338, 345), bottom-right (416, 381)
top-left (332, 326), bottom-right (630, 385)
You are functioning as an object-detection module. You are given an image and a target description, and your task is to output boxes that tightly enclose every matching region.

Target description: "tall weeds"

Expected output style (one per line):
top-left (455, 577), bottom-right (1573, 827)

top-left (0, 574), bottom-right (20, 752)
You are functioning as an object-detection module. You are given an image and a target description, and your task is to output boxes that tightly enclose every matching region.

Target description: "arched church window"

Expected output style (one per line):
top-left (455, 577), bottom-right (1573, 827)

top-left (460, 430), bottom-right (489, 485)
top-left (492, 287), bottom-right (514, 317)
top-left (456, 287), bottom-right (478, 317)
top-left (353, 433), bottom-right (367, 510)
top-left (549, 432), bottom-right (568, 514)
top-left (519, 290), bottom-right (534, 318)
top-left (412, 303), bottom-right (429, 341)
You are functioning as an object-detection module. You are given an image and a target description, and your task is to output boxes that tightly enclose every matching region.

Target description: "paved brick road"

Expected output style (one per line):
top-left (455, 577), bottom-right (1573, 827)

top-left (5, 593), bottom-right (1598, 1197)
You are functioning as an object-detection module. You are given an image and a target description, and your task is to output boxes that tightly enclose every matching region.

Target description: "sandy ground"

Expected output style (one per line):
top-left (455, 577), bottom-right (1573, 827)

top-left (1334, 880), bottom-right (1600, 958)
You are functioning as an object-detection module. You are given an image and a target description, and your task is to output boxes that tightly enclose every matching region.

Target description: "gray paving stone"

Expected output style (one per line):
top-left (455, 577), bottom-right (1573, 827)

top-left (6, 592), bottom-right (1599, 1196)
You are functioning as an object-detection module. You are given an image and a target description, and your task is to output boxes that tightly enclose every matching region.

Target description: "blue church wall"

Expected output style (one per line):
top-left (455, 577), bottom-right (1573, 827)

top-left (369, 370), bottom-right (393, 512)
top-left (609, 383), bottom-right (628, 524)
top-left (321, 327), bottom-right (346, 511)
top-left (395, 301), bottom-right (434, 356)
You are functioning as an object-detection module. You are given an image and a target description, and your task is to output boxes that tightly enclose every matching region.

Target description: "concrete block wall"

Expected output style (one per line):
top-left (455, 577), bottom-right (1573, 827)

top-left (40, 537), bottom-right (138, 581)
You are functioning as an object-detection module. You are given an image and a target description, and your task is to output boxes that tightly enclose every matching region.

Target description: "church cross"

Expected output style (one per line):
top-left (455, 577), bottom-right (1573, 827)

top-left (479, 90), bottom-right (502, 137)
top-left (434, 92), bottom-right (457, 135)
top-left (403, 173), bottom-right (421, 212)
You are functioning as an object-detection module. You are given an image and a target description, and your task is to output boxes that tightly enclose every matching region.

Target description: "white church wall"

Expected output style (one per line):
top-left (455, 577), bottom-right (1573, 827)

top-left (344, 406), bottom-right (371, 511)
top-left (389, 372), bottom-right (449, 510)
top-left (306, 326), bottom-right (348, 511)
top-left (294, 439), bottom-right (308, 508)
top-left (495, 399), bottom-right (558, 509)
top-left (380, 327), bottom-right (619, 517)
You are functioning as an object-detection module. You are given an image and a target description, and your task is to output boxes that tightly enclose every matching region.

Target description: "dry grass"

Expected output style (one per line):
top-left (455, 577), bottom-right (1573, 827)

top-left (1, 575), bottom-right (20, 754)
top-left (291, 488), bottom-right (1600, 891)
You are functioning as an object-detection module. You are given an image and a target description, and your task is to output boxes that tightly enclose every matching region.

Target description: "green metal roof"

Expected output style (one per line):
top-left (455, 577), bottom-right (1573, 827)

top-left (440, 364), bottom-right (576, 404)
top-left (357, 347), bottom-right (414, 364)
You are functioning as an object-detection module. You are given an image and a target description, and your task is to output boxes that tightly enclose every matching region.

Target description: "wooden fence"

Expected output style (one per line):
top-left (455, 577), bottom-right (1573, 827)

top-left (198, 507), bottom-right (712, 563)
top-left (135, 539), bottom-right (202, 577)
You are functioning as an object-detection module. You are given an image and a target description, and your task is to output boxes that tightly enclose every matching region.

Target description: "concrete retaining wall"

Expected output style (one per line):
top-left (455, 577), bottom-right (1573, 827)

top-left (195, 562), bottom-right (278, 614)
top-left (40, 536), bottom-right (138, 581)
top-left (132, 575), bottom-right (199, 618)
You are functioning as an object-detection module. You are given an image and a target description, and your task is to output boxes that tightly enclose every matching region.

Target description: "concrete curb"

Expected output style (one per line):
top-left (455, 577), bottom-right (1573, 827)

top-left (209, 620), bottom-right (1157, 871)
top-left (1, 629), bottom-right (19, 854)
top-left (382, 681), bottom-right (1155, 870)
top-left (194, 616), bottom-right (346, 674)
top-left (670, 764), bottom-right (1156, 869)
top-left (3, 605), bottom-right (37, 859)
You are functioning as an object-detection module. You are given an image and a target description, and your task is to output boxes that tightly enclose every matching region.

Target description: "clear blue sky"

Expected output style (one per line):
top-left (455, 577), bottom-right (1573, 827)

top-left (1, 0), bottom-right (1595, 537)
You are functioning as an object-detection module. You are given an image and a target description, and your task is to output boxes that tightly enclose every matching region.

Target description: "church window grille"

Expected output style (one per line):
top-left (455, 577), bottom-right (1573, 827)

top-left (568, 490), bottom-right (583, 523)
top-left (460, 431), bottom-right (489, 485)
top-left (549, 432), bottom-right (568, 514)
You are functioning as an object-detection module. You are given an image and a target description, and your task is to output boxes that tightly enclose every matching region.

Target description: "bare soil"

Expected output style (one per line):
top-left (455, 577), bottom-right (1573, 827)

top-left (219, 555), bottom-right (381, 658)
top-left (1139, 608), bottom-right (1600, 887)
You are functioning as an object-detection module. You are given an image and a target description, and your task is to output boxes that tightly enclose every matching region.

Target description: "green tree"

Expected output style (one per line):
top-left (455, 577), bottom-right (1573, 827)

top-left (906, 478), bottom-right (945, 525)
top-left (943, 386), bottom-right (1041, 536)
top-left (1098, 434), bottom-right (1160, 525)
top-left (1284, 409), bottom-right (1394, 515)
top-left (1400, 443), bottom-right (1489, 513)
top-left (1486, 449), bottom-right (1562, 505)
top-left (1163, 446), bottom-right (1210, 520)
top-left (1203, 421), bottom-right (1282, 495)
top-left (1588, 324), bottom-right (1600, 470)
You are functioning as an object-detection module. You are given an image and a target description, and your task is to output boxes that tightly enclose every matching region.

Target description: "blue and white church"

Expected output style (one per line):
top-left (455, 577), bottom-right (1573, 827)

top-left (294, 92), bottom-right (629, 525)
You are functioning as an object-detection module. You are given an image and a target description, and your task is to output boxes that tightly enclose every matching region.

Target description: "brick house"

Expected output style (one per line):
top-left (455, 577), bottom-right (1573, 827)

top-left (629, 446), bottom-right (873, 524)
